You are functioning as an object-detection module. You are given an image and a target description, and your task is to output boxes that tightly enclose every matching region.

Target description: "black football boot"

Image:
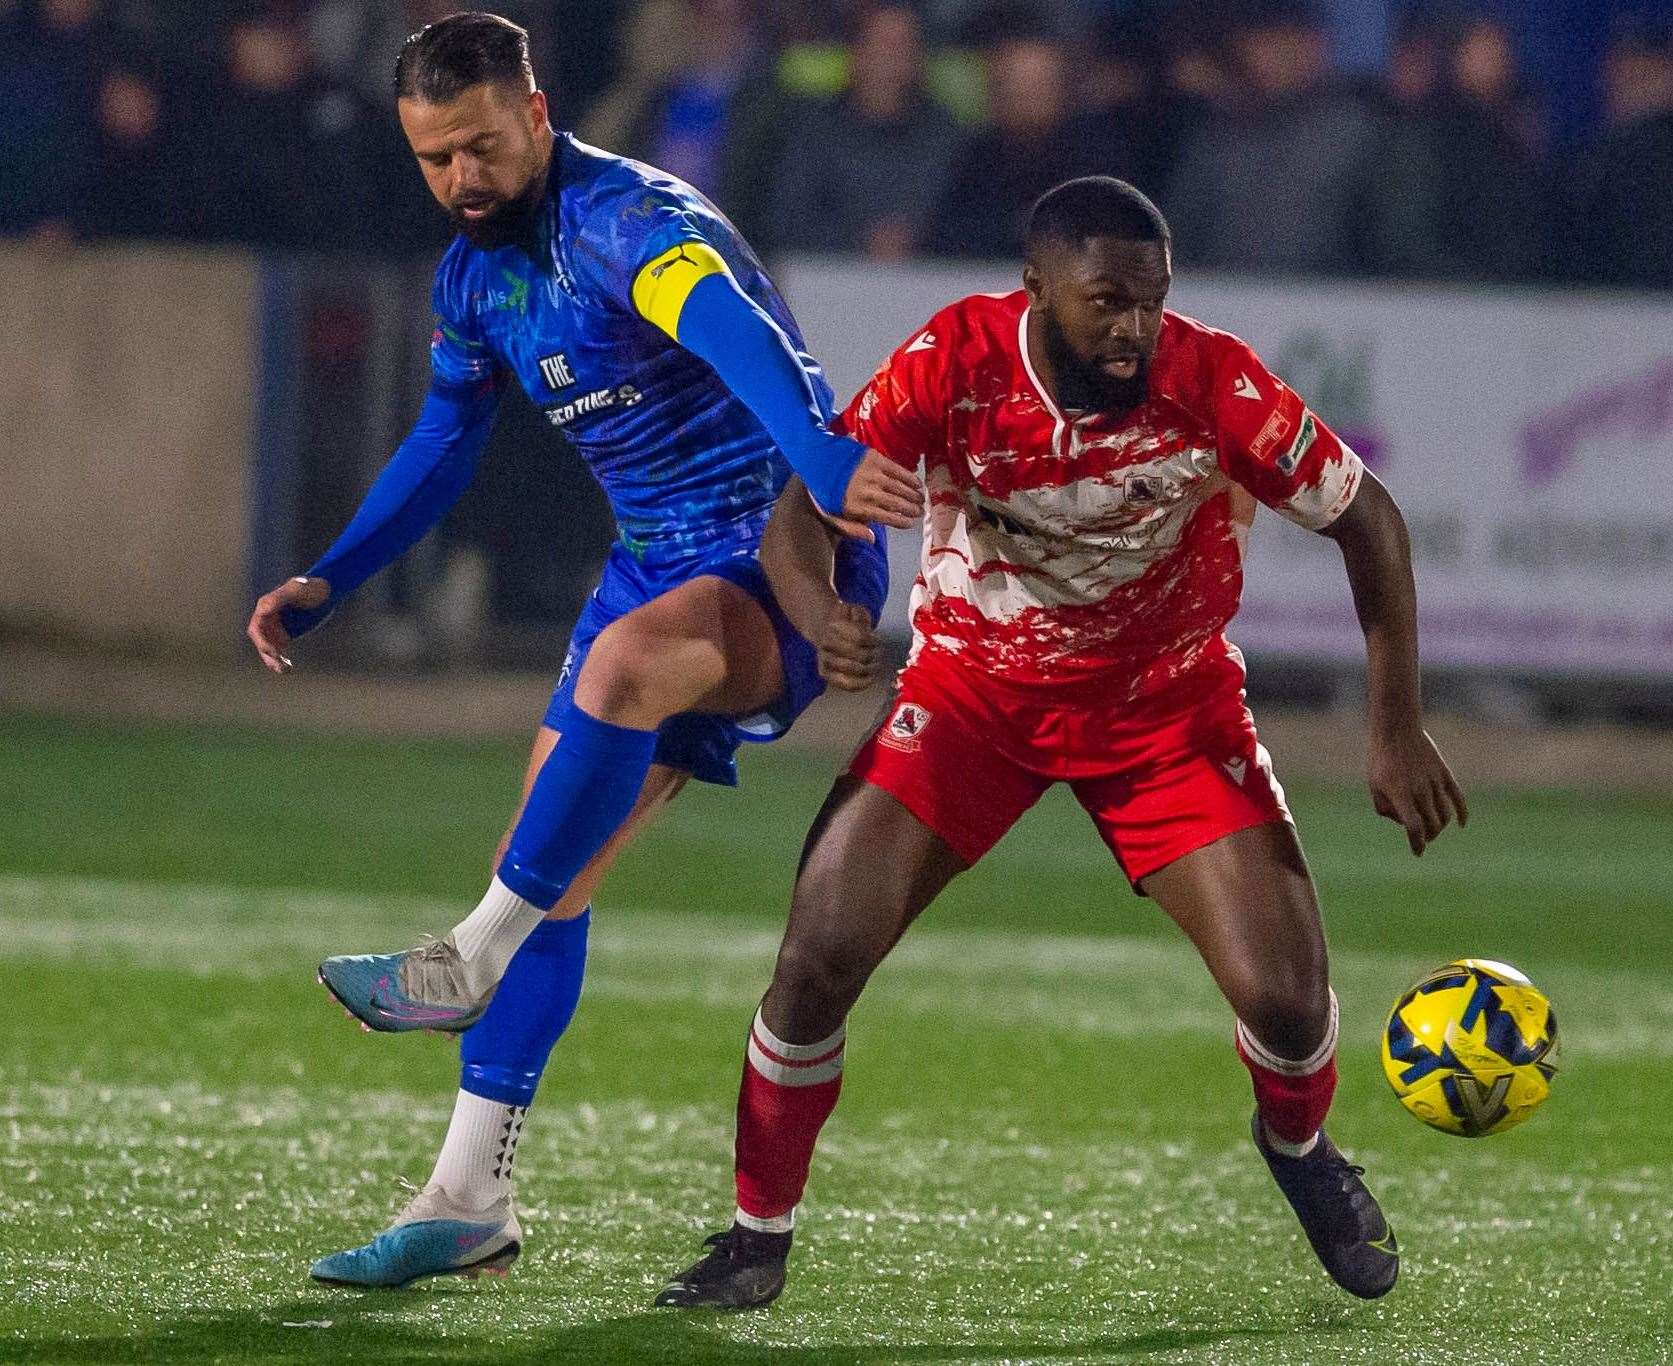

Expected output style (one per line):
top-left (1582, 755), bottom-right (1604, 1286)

top-left (653, 1223), bottom-right (792, 1310)
top-left (1252, 1111), bottom-right (1400, 1298)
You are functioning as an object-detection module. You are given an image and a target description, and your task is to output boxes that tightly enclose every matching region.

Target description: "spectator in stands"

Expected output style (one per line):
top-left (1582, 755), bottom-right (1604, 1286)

top-left (1163, 0), bottom-right (1383, 276)
top-left (71, 57), bottom-right (180, 241)
top-left (1386, 3), bottom-right (1442, 110)
top-left (924, 27), bottom-right (1106, 259)
top-left (607, 0), bottom-right (790, 247)
top-left (618, 0), bottom-right (767, 196)
top-left (194, 13), bottom-right (319, 248)
top-left (195, 10), bottom-right (381, 254)
top-left (580, 0), bottom-right (697, 153)
top-left (772, 3), bottom-right (961, 260)
top-left (1357, 7), bottom-right (1543, 283)
top-left (0, 0), bottom-right (105, 239)
top-left (1071, 8), bottom-right (1172, 198)
top-left (1572, 22), bottom-right (1673, 289)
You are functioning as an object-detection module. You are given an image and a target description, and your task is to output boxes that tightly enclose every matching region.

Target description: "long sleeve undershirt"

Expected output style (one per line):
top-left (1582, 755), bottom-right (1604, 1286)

top-left (640, 253), bottom-right (866, 517)
top-left (279, 379), bottom-right (499, 638)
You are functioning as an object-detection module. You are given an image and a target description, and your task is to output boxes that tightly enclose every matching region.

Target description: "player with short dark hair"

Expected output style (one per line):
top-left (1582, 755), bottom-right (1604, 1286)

top-left (245, 11), bottom-right (916, 1288)
top-left (393, 9), bottom-right (535, 104)
top-left (657, 176), bottom-right (1466, 1309)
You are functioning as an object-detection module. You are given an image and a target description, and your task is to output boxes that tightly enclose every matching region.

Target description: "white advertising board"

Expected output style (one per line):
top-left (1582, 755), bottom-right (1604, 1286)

top-left (780, 258), bottom-right (1673, 678)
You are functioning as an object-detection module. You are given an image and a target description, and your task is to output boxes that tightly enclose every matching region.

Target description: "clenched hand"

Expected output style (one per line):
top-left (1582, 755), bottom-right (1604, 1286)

top-left (816, 601), bottom-right (881, 692)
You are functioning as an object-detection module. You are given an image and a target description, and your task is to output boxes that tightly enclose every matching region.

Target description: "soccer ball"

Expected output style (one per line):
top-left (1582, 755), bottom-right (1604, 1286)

top-left (1381, 958), bottom-right (1558, 1137)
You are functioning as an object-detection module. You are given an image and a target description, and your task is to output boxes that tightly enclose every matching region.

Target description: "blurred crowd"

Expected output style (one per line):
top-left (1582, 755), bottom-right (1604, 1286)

top-left (4, 0), bottom-right (1672, 288)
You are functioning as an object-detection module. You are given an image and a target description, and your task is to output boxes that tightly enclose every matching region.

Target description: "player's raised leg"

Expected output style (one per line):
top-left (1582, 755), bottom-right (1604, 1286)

top-left (309, 909), bottom-right (583, 1287)
top-left (310, 749), bottom-right (686, 1287)
top-left (656, 777), bottom-right (970, 1309)
top-left (493, 727), bottom-right (692, 910)
top-left (1140, 821), bottom-right (1399, 1299)
top-left (319, 574), bottom-right (784, 1032)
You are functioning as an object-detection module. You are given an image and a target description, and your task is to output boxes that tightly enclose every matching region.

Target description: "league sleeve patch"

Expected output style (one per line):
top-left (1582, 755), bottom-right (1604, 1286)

top-left (1275, 411), bottom-right (1318, 477)
top-left (1247, 401), bottom-right (1300, 466)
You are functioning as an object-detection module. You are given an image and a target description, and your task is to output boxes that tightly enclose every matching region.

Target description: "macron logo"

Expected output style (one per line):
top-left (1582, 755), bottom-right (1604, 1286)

top-left (906, 332), bottom-right (936, 354)
top-left (1233, 373), bottom-right (1261, 400)
top-left (1223, 758), bottom-right (1248, 785)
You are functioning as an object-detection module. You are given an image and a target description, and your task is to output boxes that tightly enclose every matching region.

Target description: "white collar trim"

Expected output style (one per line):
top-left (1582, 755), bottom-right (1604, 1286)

top-left (1016, 306), bottom-right (1064, 422)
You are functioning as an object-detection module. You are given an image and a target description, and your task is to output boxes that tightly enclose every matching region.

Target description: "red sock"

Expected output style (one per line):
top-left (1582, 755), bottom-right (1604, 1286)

top-left (734, 1008), bottom-right (845, 1227)
top-left (1236, 989), bottom-right (1339, 1146)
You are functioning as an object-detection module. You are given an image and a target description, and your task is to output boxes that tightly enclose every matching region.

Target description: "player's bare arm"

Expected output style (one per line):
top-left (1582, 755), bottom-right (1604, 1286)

top-left (246, 575), bottom-right (330, 674)
top-left (759, 477), bottom-right (881, 691)
top-left (1321, 470), bottom-right (1468, 855)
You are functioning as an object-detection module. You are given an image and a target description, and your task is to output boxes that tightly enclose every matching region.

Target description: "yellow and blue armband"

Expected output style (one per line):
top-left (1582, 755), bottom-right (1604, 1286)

top-left (632, 241), bottom-right (864, 514)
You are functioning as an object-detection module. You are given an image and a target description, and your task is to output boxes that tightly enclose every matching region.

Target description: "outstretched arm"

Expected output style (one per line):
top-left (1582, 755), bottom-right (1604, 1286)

top-left (1321, 470), bottom-right (1468, 854)
top-left (632, 243), bottom-right (921, 532)
top-left (759, 476), bottom-right (880, 691)
top-left (246, 380), bottom-right (498, 672)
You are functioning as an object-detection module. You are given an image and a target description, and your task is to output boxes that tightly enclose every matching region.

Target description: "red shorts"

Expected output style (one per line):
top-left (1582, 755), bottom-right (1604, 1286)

top-left (849, 659), bottom-right (1291, 888)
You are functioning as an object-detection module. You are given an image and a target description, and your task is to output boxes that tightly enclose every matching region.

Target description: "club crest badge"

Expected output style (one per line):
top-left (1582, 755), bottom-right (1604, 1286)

top-left (879, 702), bottom-right (933, 752)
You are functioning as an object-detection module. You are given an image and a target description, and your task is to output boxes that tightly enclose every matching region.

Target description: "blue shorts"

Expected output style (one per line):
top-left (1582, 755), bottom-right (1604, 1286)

top-left (543, 532), bottom-right (889, 786)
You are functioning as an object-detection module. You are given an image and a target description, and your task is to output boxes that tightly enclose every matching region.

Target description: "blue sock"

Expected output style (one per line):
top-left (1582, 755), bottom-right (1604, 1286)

top-left (498, 703), bottom-right (658, 909)
top-left (460, 910), bottom-right (591, 1105)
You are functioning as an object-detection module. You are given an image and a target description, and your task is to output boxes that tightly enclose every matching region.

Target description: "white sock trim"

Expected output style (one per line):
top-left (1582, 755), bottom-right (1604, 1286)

top-left (751, 1008), bottom-right (845, 1061)
top-left (451, 877), bottom-right (547, 990)
top-left (429, 1089), bottom-right (527, 1206)
top-left (747, 1009), bottom-right (846, 1087)
top-left (736, 1205), bottom-right (794, 1233)
top-left (1237, 989), bottom-right (1339, 1077)
top-left (1264, 1125), bottom-right (1320, 1158)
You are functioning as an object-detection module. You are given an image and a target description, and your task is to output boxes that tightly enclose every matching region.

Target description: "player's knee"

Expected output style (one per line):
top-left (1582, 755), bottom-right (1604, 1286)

top-left (1233, 961), bottom-right (1330, 1061)
top-left (771, 925), bottom-right (881, 1021)
top-left (577, 623), bottom-right (675, 724)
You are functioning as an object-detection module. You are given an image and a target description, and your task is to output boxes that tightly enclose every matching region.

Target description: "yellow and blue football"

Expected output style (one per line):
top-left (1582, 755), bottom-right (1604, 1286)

top-left (1381, 958), bottom-right (1558, 1137)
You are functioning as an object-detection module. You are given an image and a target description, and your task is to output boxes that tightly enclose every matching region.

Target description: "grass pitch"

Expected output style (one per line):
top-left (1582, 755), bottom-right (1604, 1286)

top-left (2, 712), bottom-right (1670, 1363)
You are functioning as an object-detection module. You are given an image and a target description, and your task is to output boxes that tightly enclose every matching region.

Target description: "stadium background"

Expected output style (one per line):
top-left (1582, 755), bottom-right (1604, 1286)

top-left (3, 1), bottom-right (1671, 1361)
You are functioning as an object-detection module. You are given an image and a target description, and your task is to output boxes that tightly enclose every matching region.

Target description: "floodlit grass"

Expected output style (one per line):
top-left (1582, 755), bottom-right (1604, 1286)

top-left (2, 714), bottom-right (1669, 1363)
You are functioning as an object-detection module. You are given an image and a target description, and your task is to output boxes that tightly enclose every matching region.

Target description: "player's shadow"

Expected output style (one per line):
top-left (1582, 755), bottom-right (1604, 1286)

top-left (529, 1312), bottom-right (1353, 1362)
top-left (8, 1298), bottom-right (1359, 1363)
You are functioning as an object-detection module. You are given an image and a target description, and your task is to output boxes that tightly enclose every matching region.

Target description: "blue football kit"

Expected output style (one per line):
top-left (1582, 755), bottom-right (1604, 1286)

top-left (284, 133), bottom-right (887, 787)
top-left (303, 131), bottom-right (894, 1287)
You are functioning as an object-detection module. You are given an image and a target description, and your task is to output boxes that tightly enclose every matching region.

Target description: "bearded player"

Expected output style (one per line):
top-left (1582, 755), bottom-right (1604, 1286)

top-left (243, 13), bottom-right (913, 1287)
top-left (656, 177), bottom-right (1467, 1309)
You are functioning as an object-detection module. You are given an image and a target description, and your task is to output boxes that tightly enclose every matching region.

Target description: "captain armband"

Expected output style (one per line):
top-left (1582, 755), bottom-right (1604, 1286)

top-left (630, 241), bottom-right (730, 340)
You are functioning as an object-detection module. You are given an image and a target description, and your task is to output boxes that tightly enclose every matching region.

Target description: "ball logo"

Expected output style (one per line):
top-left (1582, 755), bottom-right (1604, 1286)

top-left (880, 702), bottom-right (932, 752)
top-left (1448, 1073), bottom-right (1512, 1133)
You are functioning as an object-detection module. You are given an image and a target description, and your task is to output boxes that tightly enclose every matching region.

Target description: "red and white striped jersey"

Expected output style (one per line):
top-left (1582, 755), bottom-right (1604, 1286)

top-left (840, 290), bottom-right (1364, 704)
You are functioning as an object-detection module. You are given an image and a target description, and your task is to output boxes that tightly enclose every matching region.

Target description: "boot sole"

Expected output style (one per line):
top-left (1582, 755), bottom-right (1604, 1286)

top-left (311, 1241), bottom-right (521, 1290)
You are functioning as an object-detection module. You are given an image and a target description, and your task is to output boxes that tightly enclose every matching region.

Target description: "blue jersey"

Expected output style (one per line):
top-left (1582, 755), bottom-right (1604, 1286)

top-left (430, 133), bottom-right (829, 559)
top-left (284, 131), bottom-right (870, 645)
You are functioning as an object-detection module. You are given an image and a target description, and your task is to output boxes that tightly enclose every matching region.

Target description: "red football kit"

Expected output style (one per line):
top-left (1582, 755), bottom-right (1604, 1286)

top-left (840, 291), bottom-right (1366, 881)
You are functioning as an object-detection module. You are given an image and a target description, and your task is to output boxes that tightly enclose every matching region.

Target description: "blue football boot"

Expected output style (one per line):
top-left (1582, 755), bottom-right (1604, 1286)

top-left (319, 934), bottom-right (493, 1033)
top-left (310, 1184), bottom-right (521, 1289)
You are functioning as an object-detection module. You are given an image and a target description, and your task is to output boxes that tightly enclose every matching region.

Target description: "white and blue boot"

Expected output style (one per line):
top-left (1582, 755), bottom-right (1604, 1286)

top-left (310, 1184), bottom-right (521, 1289)
top-left (319, 935), bottom-right (493, 1034)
